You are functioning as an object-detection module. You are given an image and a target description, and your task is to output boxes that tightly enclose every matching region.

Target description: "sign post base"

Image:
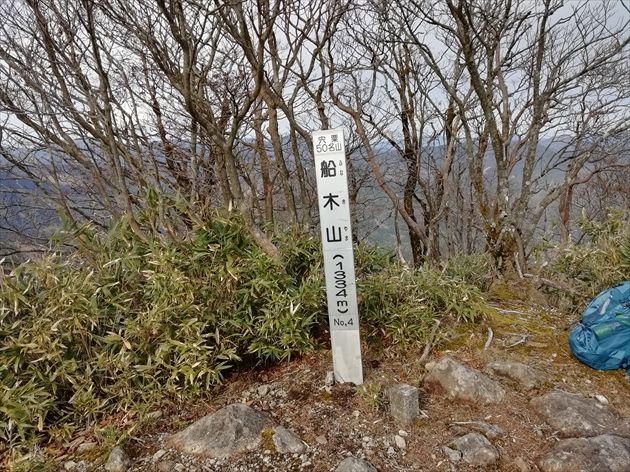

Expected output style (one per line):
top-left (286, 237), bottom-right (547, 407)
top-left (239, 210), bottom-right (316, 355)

top-left (330, 330), bottom-right (363, 384)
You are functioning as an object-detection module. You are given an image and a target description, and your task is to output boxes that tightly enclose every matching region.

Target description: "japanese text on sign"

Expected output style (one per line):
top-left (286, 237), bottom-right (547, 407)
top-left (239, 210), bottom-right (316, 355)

top-left (313, 128), bottom-right (363, 384)
top-left (313, 129), bottom-right (359, 331)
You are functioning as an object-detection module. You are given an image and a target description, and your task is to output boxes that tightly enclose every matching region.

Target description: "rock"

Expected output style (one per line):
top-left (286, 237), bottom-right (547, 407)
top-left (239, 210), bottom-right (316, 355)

top-left (530, 390), bottom-right (630, 438)
top-left (386, 447), bottom-right (396, 455)
top-left (450, 421), bottom-right (505, 439)
top-left (316, 434), bottom-right (328, 445)
top-left (63, 461), bottom-right (78, 471)
top-left (398, 430), bottom-right (408, 437)
top-left (538, 434), bottom-right (630, 472)
top-left (166, 403), bottom-right (273, 458)
top-left (442, 446), bottom-right (462, 462)
top-left (485, 360), bottom-right (545, 391)
top-left (514, 456), bottom-right (531, 472)
top-left (448, 432), bottom-right (500, 466)
top-left (271, 426), bottom-right (306, 454)
top-left (594, 394), bottom-right (609, 405)
top-left (76, 442), bottom-right (96, 455)
top-left (424, 357), bottom-right (506, 405)
top-left (104, 446), bottom-right (130, 472)
top-left (257, 384), bottom-right (271, 397)
top-left (335, 456), bottom-right (378, 472)
top-left (387, 384), bottom-right (420, 424)
top-left (394, 434), bottom-right (406, 449)
top-left (363, 436), bottom-right (376, 448)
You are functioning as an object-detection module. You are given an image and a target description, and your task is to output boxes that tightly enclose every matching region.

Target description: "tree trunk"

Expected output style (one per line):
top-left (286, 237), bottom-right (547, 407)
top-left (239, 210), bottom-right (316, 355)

top-left (254, 108), bottom-right (274, 225)
top-left (267, 103), bottom-right (298, 225)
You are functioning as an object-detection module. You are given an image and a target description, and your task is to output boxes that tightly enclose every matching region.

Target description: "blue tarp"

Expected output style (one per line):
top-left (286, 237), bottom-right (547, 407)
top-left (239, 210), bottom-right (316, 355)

top-left (569, 281), bottom-right (630, 374)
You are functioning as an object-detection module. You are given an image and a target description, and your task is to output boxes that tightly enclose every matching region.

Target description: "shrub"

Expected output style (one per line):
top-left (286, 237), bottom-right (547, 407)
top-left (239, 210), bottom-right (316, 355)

top-left (0, 216), bottom-right (323, 443)
top-left (358, 261), bottom-right (487, 351)
top-left (540, 209), bottom-right (630, 305)
top-left (442, 253), bottom-right (495, 292)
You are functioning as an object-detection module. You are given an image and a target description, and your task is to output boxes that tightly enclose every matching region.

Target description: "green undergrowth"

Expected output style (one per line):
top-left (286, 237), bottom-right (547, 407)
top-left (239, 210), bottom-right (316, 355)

top-left (0, 216), bottom-right (486, 445)
top-left (537, 210), bottom-right (630, 310)
top-left (359, 264), bottom-right (488, 351)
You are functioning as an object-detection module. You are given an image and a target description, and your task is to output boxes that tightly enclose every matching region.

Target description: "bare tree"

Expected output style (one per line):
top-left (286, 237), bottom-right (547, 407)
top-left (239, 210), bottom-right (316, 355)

top-left (383, 0), bottom-right (629, 270)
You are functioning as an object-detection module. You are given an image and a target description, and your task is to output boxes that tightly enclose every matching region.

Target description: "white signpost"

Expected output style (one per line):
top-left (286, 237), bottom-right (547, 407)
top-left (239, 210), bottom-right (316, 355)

top-left (313, 128), bottom-right (363, 385)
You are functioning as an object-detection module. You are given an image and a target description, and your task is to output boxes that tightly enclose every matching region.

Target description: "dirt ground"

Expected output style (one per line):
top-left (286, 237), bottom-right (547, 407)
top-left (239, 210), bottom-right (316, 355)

top-left (7, 296), bottom-right (630, 471)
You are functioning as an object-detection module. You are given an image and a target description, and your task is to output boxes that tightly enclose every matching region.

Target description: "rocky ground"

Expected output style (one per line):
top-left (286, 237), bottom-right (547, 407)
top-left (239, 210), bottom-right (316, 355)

top-left (17, 298), bottom-right (630, 471)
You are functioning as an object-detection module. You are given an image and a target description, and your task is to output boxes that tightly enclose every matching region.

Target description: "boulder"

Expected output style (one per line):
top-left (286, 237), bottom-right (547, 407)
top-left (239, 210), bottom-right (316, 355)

top-left (424, 357), bottom-right (506, 405)
top-left (530, 390), bottom-right (630, 438)
top-left (335, 456), bottom-right (378, 472)
top-left (485, 360), bottom-right (545, 391)
top-left (166, 403), bottom-right (273, 458)
top-left (448, 432), bottom-right (500, 466)
top-left (538, 434), bottom-right (630, 472)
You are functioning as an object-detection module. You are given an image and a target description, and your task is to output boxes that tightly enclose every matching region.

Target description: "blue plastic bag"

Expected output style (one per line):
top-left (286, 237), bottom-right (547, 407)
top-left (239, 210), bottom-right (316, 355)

top-left (568, 281), bottom-right (630, 374)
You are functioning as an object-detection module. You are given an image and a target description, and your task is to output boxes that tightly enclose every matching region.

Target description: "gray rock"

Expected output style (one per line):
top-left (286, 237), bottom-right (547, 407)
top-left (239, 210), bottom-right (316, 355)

top-left (63, 461), bottom-right (78, 471)
top-left (335, 456), bottom-right (378, 472)
top-left (538, 434), bottom-right (630, 472)
top-left (271, 426), bottom-right (306, 454)
top-left (450, 421), bottom-right (505, 439)
top-left (486, 360), bottom-right (545, 391)
top-left (257, 384), bottom-right (271, 397)
top-left (424, 357), bottom-right (506, 405)
top-left (394, 434), bottom-right (406, 449)
top-left (448, 432), bottom-right (500, 466)
top-left (166, 403), bottom-right (273, 458)
top-left (387, 384), bottom-right (420, 424)
top-left (151, 449), bottom-right (168, 462)
top-left (530, 390), bottom-right (630, 438)
top-left (442, 446), bottom-right (462, 462)
top-left (104, 446), bottom-right (130, 472)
